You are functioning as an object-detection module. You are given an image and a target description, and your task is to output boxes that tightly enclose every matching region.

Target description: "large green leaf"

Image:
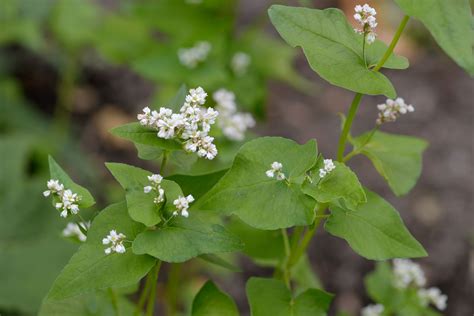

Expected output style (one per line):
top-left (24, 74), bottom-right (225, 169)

top-left (394, 0), bottom-right (474, 75)
top-left (196, 137), bottom-right (318, 230)
top-left (325, 189), bottom-right (427, 260)
top-left (132, 213), bottom-right (243, 263)
top-left (48, 156), bottom-right (95, 208)
top-left (110, 122), bottom-right (182, 150)
top-left (246, 277), bottom-right (333, 316)
top-left (350, 131), bottom-right (428, 196)
top-left (46, 202), bottom-right (156, 300)
top-left (166, 169), bottom-right (228, 201)
top-left (268, 5), bottom-right (409, 98)
top-left (191, 281), bottom-right (239, 316)
top-left (302, 160), bottom-right (366, 209)
top-left (106, 163), bottom-right (183, 226)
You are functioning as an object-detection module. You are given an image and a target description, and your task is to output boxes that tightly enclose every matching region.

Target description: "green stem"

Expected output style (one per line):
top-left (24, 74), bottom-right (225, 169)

top-left (165, 264), bottom-right (181, 316)
top-left (343, 126), bottom-right (379, 162)
top-left (288, 204), bottom-right (327, 268)
top-left (362, 32), bottom-right (367, 68)
top-left (135, 269), bottom-right (153, 316)
top-left (373, 15), bottom-right (410, 72)
top-left (108, 288), bottom-right (120, 316)
top-left (281, 229), bottom-right (291, 288)
top-left (160, 151), bottom-right (169, 175)
top-left (145, 261), bottom-right (162, 316)
top-left (336, 93), bottom-right (363, 161)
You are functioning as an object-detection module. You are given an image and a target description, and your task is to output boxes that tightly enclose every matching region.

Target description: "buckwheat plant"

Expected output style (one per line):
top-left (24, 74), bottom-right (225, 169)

top-left (39, 1), bottom-right (472, 315)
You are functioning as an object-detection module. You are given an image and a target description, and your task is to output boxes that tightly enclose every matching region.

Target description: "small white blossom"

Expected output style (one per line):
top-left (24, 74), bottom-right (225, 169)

top-left (418, 287), bottom-right (447, 311)
top-left (136, 87), bottom-right (219, 160)
top-left (319, 159), bottom-right (336, 178)
top-left (178, 41), bottom-right (211, 68)
top-left (62, 222), bottom-right (89, 242)
top-left (43, 179), bottom-right (64, 197)
top-left (44, 179), bottom-right (82, 218)
top-left (173, 195), bottom-right (195, 218)
top-left (361, 304), bottom-right (384, 316)
top-left (393, 259), bottom-right (426, 289)
top-left (144, 174), bottom-right (165, 204)
top-left (354, 4), bottom-right (377, 44)
top-left (231, 52), bottom-right (251, 76)
top-left (212, 89), bottom-right (255, 141)
top-left (102, 230), bottom-right (126, 255)
top-left (376, 97), bottom-right (415, 125)
top-left (266, 161), bottom-right (286, 181)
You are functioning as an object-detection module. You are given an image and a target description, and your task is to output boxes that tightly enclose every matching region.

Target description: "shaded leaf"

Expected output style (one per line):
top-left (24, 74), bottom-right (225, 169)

top-left (192, 281), bottom-right (239, 316)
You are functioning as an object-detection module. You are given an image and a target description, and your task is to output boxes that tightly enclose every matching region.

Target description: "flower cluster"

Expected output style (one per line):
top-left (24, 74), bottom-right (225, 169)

top-left (62, 222), bottom-right (90, 242)
top-left (319, 159), bottom-right (336, 178)
top-left (231, 52), bottom-right (251, 76)
top-left (393, 259), bottom-right (447, 311)
top-left (102, 230), bottom-right (126, 255)
top-left (137, 87), bottom-right (219, 160)
top-left (178, 41), bottom-right (211, 68)
top-left (213, 89), bottom-right (255, 141)
top-left (376, 97), bottom-right (415, 125)
top-left (361, 304), bottom-right (384, 316)
top-left (354, 4), bottom-right (377, 44)
top-left (144, 174), bottom-right (165, 204)
top-left (173, 195), bottom-right (194, 218)
top-left (266, 161), bottom-right (286, 180)
top-left (418, 287), bottom-right (448, 311)
top-left (43, 179), bottom-right (82, 218)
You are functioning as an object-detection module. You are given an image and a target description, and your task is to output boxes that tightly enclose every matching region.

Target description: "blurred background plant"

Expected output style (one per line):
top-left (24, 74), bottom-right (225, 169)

top-left (1, 0), bottom-right (472, 315)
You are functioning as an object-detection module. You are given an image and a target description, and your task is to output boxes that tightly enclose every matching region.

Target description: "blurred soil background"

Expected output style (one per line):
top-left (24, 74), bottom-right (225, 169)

top-left (1, 0), bottom-right (473, 315)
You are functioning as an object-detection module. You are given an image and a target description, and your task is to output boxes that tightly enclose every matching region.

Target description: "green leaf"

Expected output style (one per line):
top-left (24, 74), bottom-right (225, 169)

top-left (292, 255), bottom-right (323, 295)
top-left (50, 0), bottom-right (99, 49)
top-left (48, 156), bottom-right (95, 208)
top-left (166, 83), bottom-right (188, 112)
top-left (302, 160), bottom-right (366, 209)
top-left (199, 254), bottom-right (241, 272)
top-left (196, 137), bottom-right (318, 230)
top-left (325, 189), bottom-right (427, 260)
top-left (365, 262), bottom-right (401, 307)
top-left (110, 122), bottom-right (182, 151)
top-left (46, 202), bottom-right (156, 300)
top-left (39, 291), bottom-right (137, 316)
top-left (192, 281), bottom-right (239, 316)
top-left (394, 0), bottom-right (474, 75)
top-left (350, 131), bottom-right (428, 196)
top-left (246, 277), bottom-right (333, 316)
top-left (166, 169), bottom-right (228, 201)
top-left (106, 163), bottom-right (183, 226)
top-left (268, 5), bottom-right (409, 98)
top-left (132, 213), bottom-right (243, 263)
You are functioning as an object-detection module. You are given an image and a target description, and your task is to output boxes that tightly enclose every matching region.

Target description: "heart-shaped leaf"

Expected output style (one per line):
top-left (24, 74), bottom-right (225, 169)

top-left (192, 281), bottom-right (239, 316)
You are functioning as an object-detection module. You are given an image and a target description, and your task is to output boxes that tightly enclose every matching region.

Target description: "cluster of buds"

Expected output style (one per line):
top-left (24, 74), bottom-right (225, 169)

top-left (231, 52), bottom-right (251, 76)
top-left (43, 179), bottom-right (82, 218)
top-left (173, 195), bottom-right (195, 218)
top-left (319, 159), bottom-right (336, 178)
top-left (376, 97), bottom-right (415, 125)
top-left (393, 259), bottom-right (447, 310)
top-left (144, 174), bottom-right (165, 204)
top-left (102, 230), bottom-right (127, 255)
top-left (178, 41), bottom-right (211, 68)
top-left (266, 161), bottom-right (286, 181)
top-left (137, 87), bottom-right (219, 160)
top-left (213, 89), bottom-right (255, 141)
top-left (62, 222), bottom-right (90, 242)
top-left (354, 4), bottom-right (377, 44)
top-left (361, 304), bottom-right (384, 316)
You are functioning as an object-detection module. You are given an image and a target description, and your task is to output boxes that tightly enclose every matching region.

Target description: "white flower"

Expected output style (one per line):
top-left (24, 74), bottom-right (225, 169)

top-left (231, 52), bottom-right (251, 76)
top-left (178, 42), bottom-right (211, 68)
top-left (43, 179), bottom-right (64, 197)
top-left (418, 287), bottom-right (447, 311)
top-left (144, 174), bottom-right (165, 204)
top-left (319, 159), bottom-right (336, 178)
top-left (376, 97), bottom-right (415, 125)
top-left (62, 222), bottom-right (89, 242)
top-left (173, 195), bottom-right (194, 217)
top-left (102, 230), bottom-right (126, 254)
top-left (361, 304), bottom-right (384, 316)
top-left (266, 161), bottom-right (286, 180)
top-left (135, 87), bottom-right (219, 160)
top-left (212, 89), bottom-right (255, 141)
top-left (393, 259), bottom-right (426, 289)
top-left (354, 4), bottom-right (377, 44)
